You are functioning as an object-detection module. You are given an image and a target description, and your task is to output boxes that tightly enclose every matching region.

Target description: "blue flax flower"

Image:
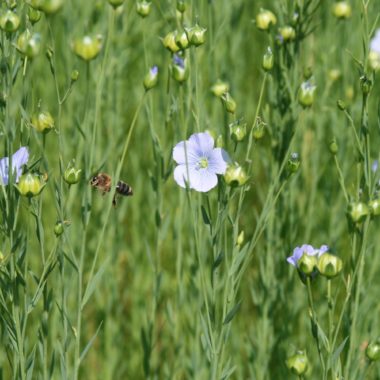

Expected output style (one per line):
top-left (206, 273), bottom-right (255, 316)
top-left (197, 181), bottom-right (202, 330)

top-left (287, 244), bottom-right (328, 267)
top-left (173, 132), bottom-right (229, 192)
top-left (0, 146), bottom-right (29, 185)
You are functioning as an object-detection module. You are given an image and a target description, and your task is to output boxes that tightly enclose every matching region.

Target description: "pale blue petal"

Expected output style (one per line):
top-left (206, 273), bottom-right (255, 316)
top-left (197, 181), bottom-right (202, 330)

top-left (207, 148), bottom-right (229, 174)
top-left (189, 168), bottom-right (218, 192)
top-left (12, 146), bottom-right (29, 182)
top-left (174, 164), bottom-right (190, 188)
top-left (173, 141), bottom-right (199, 165)
top-left (0, 157), bottom-right (9, 185)
top-left (188, 132), bottom-right (214, 156)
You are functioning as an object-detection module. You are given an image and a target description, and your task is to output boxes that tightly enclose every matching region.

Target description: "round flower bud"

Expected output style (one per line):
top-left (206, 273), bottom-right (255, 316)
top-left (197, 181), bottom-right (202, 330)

top-left (298, 81), bottom-right (316, 108)
top-left (369, 51), bottom-right (380, 71)
top-left (224, 164), bottom-right (248, 187)
top-left (175, 31), bottom-right (189, 50)
top-left (185, 24), bottom-right (206, 47)
top-left (64, 167), bottom-right (81, 185)
top-left (143, 66), bottom-right (158, 91)
top-left (15, 173), bottom-right (46, 197)
top-left (28, 7), bottom-right (41, 24)
top-left (210, 80), bottom-right (229, 97)
top-left (329, 69), bottom-right (341, 82)
top-left (42, 0), bottom-right (64, 14)
top-left (347, 202), bottom-right (369, 223)
top-left (337, 99), bottom-right (346, 111)
top-left (262, 47), bottom-right (274, 71)
top-left (136, 1), bottom-right (151, 18)
top-left (176, 0), bottom-right (186, 13)
top-left (332, 1), bottom-right (352, 19)
top-left (329, 139), bottom-right (338, 155)
top-left (286, 351), bottom-right (308, 376)
top-left (317, 253), bottom-right (342, 278)
top-left (31, 111), bottom-right (54, 133)
top-left (229, 121), bottom-right (247, 142)
top-left (366, 339), bottom-right (380, 362)
top-left (172, 54), bottom-right (188, 82)
top-left (298, 253), bottom-right (317, 276)
top-left (72, 35), bottom-right (103, 61)
top-left (71, 70), bottom-right (79, 82)
top-left (162, 31), bottom-right (180, 53)
top-left (17, 30), bottom-right (42, 58)
top-left (369, 198), bottom-right (380, 216)
top-left (256, 9), bottom-right (277, 31)
top-left (252, 117), bottom-right (266, 140)
top-left (215, 134), bottom-right (224, 148)
top-left (54, 221), bottom-right (64, 236)
top-left (287, 152), bottom-right (300, 174)
top-left (221, 92), bottom-right (236, 114)
top-left (279, 26), bottom-right (296, 42)
top-left (108, 0), bottom-right (124, 8)
top-left (0, 10), bottom-right (20, 32)
top-left (360, 75), bottom-right (372, 95)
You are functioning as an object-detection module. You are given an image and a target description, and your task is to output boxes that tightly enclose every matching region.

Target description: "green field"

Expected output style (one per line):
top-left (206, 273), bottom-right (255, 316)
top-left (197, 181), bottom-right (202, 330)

top-left (1, 0), bottom-right (380, 379)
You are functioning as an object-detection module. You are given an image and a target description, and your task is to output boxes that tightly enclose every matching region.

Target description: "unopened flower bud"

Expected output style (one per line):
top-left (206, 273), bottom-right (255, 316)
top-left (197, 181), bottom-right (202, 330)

top-left (360, 75), bottom-right (372, 95)
top-left (143, 65), bottom-right (158, 90)
top-left (337, 99), bottom-right (346, 111)
top-left (31, 111), bottom-right (54, 133)
top-left (236, 230), bottom-right (244, 246)
top-left (108, 0), bottom-right (124, 8)
top-left (369, 198), bottom-right (380, 216)
top-left (279, 26), bottom-right (296, 42)
top-left (347, 202), bottom-right (369, 223)
top-left (54, 221), bottom-right (64, 236)
top-left (317, 253), bottom-right (342, 278)
top-left (63, 163), bottom-right (81, 185)
top-left (298, 80), bottom-right (316, 108)
top-left (71, 70), bottom-right (79, 82)
top-left (366, 339), bottom-right (380, 362)
top-left (224, 164), bottom-right (248, 187)
top-left (287, 153), bottom-right (300, 174)
top-left (162, 31), bottom-right (180, 53)
top-left (329, 139), bottom-right (338, 155)
top-left (136, 1), bottom-right (151, 18)
top-left (17, 30), bottom-right (42, 58)
top-left (216, 134), bottom-right (224, 148)
top-left (72, 35), bottom-right (103, 61)
top-left (256, 9), bottom-right (277, 31)
top-left (0, 10), bottom-right (20, 32)
top-left (298, 253), bottom-right (317, 276)
top-left (176, 0), bottom-right (186, 13)
top-left (172, 54), bottom-right (188, 82)
top-left (332, 1), bottom-right (352, 19)
top-left (28, 7), bottom-right (41, 24)
top-left (211, 80), bottom-right (229, 97)
top-left (175, 31), bottom-right (189, 49)
top-left (221, 92), bottom-right (236, 114)
top-left (252, 117), bottom-right (266, 140)
top-left (369, 51), bottom-right (380, 71)
top-left (229, 120), bottom-right (247, 142)
top-left (15, 173), bottom-right (46, 197)
top-left (29, 0), bottom-right (63, 14)
top-left (329, 69), bottom-right (341, 82)
top-left (303, 66), bottom-right (313, 80)
top-left (262, 47), bottom-right (274, 71)
top-left (286, 351), bottom-right (308, 376)
top-left (186, 24), bottom-right (206, 47)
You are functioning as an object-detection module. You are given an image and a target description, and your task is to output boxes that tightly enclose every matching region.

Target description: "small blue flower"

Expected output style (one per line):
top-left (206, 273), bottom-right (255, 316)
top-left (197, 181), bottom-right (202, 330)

top-left (173, 132), bottom-right (230, 192)
top-left (370, 29), bottom-right (380, 55)
top-left (150, 65), bottom-right (158, 75)
top-left (0, 146), bottom-right (29, 185)
top-left (173, 54), bottom-right (185, 68)
top-left (287, 244), bottom-right (328, 267)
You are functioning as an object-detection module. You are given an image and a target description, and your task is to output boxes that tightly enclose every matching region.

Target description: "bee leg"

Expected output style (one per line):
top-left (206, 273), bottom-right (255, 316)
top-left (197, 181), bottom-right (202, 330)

top-left (112, 193), bottom-right (118, 207)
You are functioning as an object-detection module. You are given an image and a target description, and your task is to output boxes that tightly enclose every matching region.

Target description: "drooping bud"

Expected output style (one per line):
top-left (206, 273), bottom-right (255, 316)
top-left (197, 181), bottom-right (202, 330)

top-left (298, 80), bottom-right (316, 108)
top-left (185, 24), bottom-right (206, 47)
top-left (63, 161), bottom-right (82, 185)
top-left (17, 30), bottom-right (42, 58)
top-left (136, 1), bottom-right (152, 18)
top-left (347, 202), bottom-right (369, 223)
top-left (224, 164), bottom-right (248, 187)
top-left (256, 9), bottom-right (277, 31)
top-left (162, 31), bottom-right (180, 53)
top-left (31, 111), bottom-right (54, 133)
top-left (332, 1), bottom-right (352, 19)
top-left (366, 339), bottom-right (380, 362)
top-left (28, 0), bottom-right (64, 14)
top-left (221, 92), bottom-right (236, 114)
top-left (143, 65), bottom-right (158, 90)
top-left (0, 10), bottom-right (20, 32)
top-left (210, 80), bottom-right (229, 97)
top-left (279, 26), bottom-right (296, 42)
top-left (262, 47), bottom-right (274, 71)
top-left (229, 120), bottom-right (247, 142)
top-left (71, 70), bottom-right (79, 83)
top-left (15, 173), bottom-right (47, 197)
top-left (286, 351), bottom-right (308, 376)
top-left (252, 117), bottom-right (266, 140)
top-left (176, 0), bottom-right (186, 13)
top-left (286, 153), bottom-right (300, 175)
top-left (317, 253), bottom-right (343, 278)
top-left (108, 0), bottom-right (124, 8)
top-left (337, 99), bottom-right (346, 111)
top-left (72, 35), bottom-right (103, 61)
top-left (329, 138), bottom-right (338, 155)
top-left (298, 253), bottom-right (317, 276)
top-left (172, 54), bottom-right (188, 82)
top-left (28, 7), bottom-right (41, 24)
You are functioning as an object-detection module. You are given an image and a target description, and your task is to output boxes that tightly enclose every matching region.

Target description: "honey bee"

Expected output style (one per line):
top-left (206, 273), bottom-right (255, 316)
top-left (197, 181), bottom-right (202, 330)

top-left (90, 172), bottom-right (133, 206)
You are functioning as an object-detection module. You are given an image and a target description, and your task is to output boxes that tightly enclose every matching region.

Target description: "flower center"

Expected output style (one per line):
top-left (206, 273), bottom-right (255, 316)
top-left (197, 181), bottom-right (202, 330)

top-left (198, 157), bottom-right (208, 169)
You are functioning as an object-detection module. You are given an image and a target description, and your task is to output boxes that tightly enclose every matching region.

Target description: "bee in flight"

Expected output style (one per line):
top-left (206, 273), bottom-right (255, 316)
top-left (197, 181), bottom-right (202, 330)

top-left (90, 172), bottom-right (133, 206)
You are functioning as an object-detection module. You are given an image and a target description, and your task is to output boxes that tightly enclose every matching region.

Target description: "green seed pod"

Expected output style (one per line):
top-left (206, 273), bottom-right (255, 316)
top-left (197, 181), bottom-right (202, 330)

top-left (71, 70), bottom-right (79, 82)
top-left (332, 1), bottom-right (352, 19)
top-left (337, 99), bottom-right (346, 111)
top-left (298, 253), bottom-right (317, 276)
top-left (262, 47), bottom-right (274, 71)
top-left (317, 253), bottom-right (343, 278)
top-left (252, 117), bottom-right (266, 140)
top-left (0, 10), bottom-right (20, 32)
top-left (329, 139), bottom-right (338, 155)
top-left (221, 92), bottom-right (236, 114)
top-left (108, 0), bottom-right (124, 8)
top-left (286, 351), bottom-right (308, 376)
top-left (287, 153), bottom-right (300, 174)
top-left (256, 9), bottom-right (277, 31)
top-left (347, 202), bottom-right (369, 223)
top-left (229, 121), bottom-right (247, 142)
top-left (298, 80), bottom-right (316, 108)
top-left (63, 165), bottom-right (82, 185)
top-left (136, 1), bottom-right (151, 18)
top-left (176, 0), bottom-right (186, 13)
top-left (366, 339), bottom-right (380, 362)
top-left (162, 31), bottom-right (180, 53)
top-left (72, 35), bottom-right (103, 61)
top-left (224, 164), bottom-right (248, 187)
top-left (54, 221), bottom-right (64, 236)
top-left (31, 111), bottom-right (54, 133)
top-left (28, 7), bottom-right (41, 24)
top-left (210, 80), bottom-right (229, 97)
top-left (143, 66), bottom-right (158, 91)
top-left (360, 75), bottom-right (372, 95)
top-left (15, 173), bottom-right (46, 197)
top-left (17, 30), bottom-right (42, 58)
top-left (185, 24), bottom-right (207, 47)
